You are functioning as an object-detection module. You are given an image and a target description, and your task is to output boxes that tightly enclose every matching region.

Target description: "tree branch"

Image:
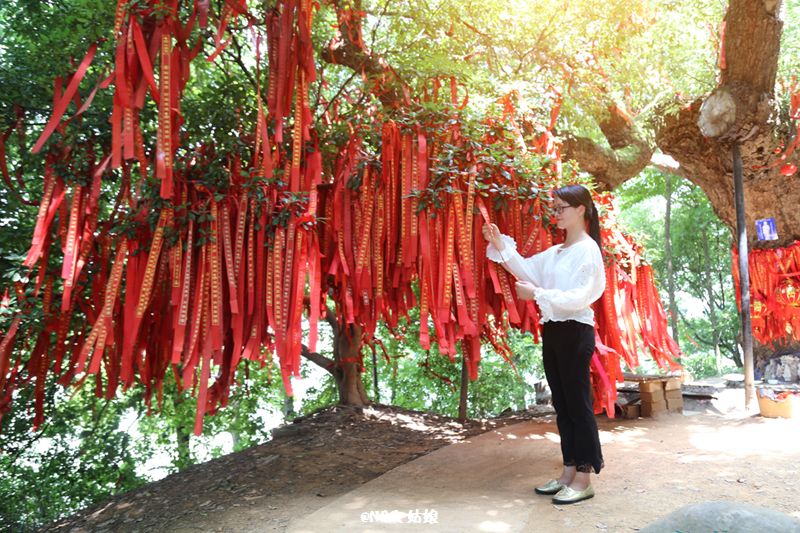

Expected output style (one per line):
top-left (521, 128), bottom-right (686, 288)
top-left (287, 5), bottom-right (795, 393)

top-left (316, 68), bottom-right (360, 123)
top-left (75, 397), bottom-right (112, 458)
top-left (514, 11), bottom-right (559, 74)
top-left (301, 344), bottom-right (334, 372)
top-left (225, 33), bottom-right (263, 105)
top-left (560, 126), bottom-right (654, 192)
top-left (319, 0), bottom-right (405, 109)
top-left (323, 304), bottom-right (339, 335)
top-left (683, 322), bottom-right (738, 361)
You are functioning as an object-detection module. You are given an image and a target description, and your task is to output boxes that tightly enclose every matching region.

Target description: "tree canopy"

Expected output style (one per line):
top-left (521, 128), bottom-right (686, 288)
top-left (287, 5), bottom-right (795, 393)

top-left (0, 0), bottom-right (692, 431)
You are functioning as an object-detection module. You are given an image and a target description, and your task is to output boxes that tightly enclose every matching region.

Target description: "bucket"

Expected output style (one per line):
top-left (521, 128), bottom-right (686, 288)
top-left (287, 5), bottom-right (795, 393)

top-left (757, 390), bottom-right (796, 419)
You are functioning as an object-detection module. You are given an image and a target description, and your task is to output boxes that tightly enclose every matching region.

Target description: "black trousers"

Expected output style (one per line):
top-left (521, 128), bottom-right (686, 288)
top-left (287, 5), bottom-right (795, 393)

top-left (542, 320), bottom-right (604, 474)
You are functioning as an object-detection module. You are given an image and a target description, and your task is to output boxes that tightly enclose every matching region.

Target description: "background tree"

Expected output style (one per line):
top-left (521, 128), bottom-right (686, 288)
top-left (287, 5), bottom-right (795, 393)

top-left (0, 386), bottom-right (147, 533)
top-left (616, 171), bottom-right (741, 378)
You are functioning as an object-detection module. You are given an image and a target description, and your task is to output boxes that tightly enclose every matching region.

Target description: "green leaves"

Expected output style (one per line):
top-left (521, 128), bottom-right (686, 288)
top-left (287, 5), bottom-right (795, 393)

top-left (0, 385), bottom-right (149, 532)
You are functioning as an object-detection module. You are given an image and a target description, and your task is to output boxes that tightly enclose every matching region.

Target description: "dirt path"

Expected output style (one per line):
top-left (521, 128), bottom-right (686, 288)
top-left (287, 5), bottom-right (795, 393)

top-left (285, 390), bottom-right (800, 532)
top-left (38, 387), bottom-right (800, 533)
top-left (521, 405), bottom-right (800, 532)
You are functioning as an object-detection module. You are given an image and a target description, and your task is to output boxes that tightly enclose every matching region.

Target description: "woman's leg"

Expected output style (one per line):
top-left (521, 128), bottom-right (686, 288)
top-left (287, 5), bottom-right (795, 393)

top-left (570, 471), bottom-right (591, 491)
top-left (541, 322), bottom-right (576, 485)
top-left (555, 321), bottom-right (604, 488)
top-left (557, 466), bottom-right (576, 486)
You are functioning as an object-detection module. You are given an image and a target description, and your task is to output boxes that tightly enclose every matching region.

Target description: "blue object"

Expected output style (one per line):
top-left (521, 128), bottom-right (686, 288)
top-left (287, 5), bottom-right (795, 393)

top-left (756, 218), bottom-right (777, 241)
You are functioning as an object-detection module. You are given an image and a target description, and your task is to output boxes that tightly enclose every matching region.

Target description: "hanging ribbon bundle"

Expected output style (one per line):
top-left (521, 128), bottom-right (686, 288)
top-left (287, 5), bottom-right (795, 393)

top-left (0, 1), bottom-right (683, 433)
top-left (733, 242), bottom-right (800, 347)
top-left (588, 200), bottom-right (681, 415)
top-left (3, 0), bottom-right (319, 434)
top-left (307, 83), bottom-right (681, 416)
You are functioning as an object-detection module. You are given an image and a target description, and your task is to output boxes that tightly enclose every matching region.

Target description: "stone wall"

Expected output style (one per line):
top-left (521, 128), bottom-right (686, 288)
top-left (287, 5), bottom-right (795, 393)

top-left (756, 354), bottom-right (799, 382)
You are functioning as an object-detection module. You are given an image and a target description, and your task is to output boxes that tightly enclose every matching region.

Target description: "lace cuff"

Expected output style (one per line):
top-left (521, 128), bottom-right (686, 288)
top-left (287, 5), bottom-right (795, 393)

top-left (565, 460), bottom-right (604, 474)
top-left (533, 287), bottom-right (553, 321)
top-left (486, 234), bottom-right (518, 263)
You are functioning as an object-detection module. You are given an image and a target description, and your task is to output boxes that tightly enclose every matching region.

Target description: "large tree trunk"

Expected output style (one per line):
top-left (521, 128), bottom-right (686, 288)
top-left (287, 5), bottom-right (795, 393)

top-left (657, 0), bottom-right (792, 248)
top-left (655, 0), bottom-right (798, 370)
top-left (334, 322), bottom-right (371, 406)
top-left (301, 305), bottom-right (371, 407)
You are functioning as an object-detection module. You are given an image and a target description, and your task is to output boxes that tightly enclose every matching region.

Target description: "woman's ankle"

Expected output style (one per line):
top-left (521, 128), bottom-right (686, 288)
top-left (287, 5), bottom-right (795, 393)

top-left (569, 472), bottom-right (591, 490)
top-left (557, 467), bottom-right (575, 485)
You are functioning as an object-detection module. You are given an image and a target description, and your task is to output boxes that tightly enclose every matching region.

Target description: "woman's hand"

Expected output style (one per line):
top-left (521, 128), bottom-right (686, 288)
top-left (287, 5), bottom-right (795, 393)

top-left (481, 223), bottom-right (504, 251)
top-left (515, 280), bottom-right (538, 300)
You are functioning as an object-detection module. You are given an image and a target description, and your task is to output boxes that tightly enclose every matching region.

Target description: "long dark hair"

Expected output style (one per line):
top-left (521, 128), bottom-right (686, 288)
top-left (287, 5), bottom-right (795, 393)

top-left (554, 184), bottom-right (602, 252)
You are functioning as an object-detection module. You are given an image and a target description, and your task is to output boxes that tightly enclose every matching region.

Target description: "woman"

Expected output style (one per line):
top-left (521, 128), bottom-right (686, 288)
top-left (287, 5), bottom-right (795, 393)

top-left (482, 184), bottom-right (605, 504)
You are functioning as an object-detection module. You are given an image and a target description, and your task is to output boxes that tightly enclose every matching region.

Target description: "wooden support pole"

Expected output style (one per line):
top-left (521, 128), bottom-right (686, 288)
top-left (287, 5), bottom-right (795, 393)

top-left (372, 349), bottom-right (379, 401)
top-left (732, 144), bottom-right (756, 411)
top-left (458, 356), bottom-right (469, 421)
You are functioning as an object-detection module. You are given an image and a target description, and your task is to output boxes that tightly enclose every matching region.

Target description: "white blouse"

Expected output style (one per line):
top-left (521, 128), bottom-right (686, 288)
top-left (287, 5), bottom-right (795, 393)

top-left (487, 234), bottom-right (605, 326)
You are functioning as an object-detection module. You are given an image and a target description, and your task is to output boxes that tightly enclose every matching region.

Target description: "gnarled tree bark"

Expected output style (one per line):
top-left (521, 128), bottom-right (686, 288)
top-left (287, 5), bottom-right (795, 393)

top-left (656, 0), bottom-right (793, 248)
top-left (559, 107), bottom-right (655, 191)
top-left (560, 131), bottom-right (654, 192)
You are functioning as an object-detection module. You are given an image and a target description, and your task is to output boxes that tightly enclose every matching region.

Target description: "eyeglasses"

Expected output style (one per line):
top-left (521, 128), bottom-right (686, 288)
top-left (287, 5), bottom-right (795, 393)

top-left (553, 205), bottom-right (575, 215)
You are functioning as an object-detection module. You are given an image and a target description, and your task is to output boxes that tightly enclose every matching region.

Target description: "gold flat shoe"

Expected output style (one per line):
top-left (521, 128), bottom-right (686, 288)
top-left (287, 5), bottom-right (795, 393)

top-left (534, 479), bottom-right (567, 495)
top-left (552, 484), bottom-right (595, 504)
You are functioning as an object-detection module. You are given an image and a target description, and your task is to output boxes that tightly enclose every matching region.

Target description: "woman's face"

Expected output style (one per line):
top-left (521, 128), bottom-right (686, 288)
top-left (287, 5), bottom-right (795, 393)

top-left (553, 197), bottom-right (584, 231)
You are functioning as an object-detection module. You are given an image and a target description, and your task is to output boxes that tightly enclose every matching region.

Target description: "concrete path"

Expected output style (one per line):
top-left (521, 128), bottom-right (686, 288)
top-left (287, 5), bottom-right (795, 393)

top-left (287, 415), bottom-right (560, 533)
top-left (287, 401), bottom-right (800, 533)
